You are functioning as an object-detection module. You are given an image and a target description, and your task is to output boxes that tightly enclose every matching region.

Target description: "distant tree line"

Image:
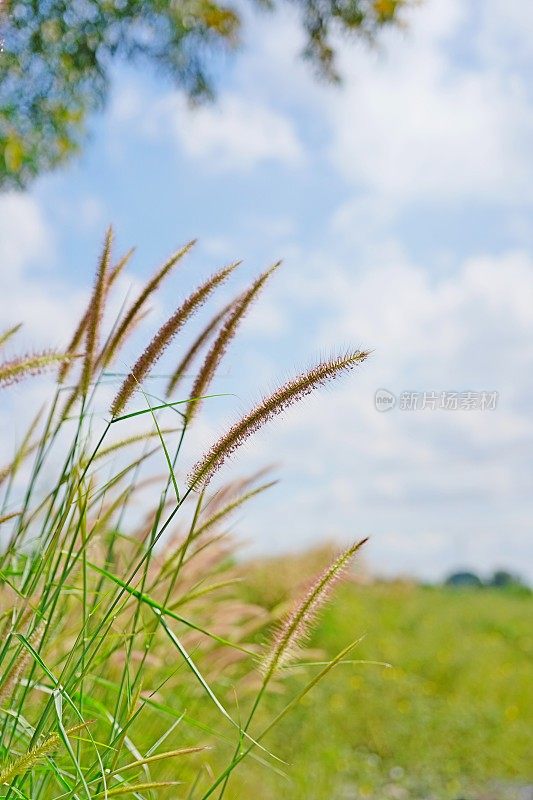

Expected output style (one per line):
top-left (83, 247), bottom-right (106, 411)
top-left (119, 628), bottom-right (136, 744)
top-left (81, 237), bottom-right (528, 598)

top-left (445, 569), bottom-right (530, 591)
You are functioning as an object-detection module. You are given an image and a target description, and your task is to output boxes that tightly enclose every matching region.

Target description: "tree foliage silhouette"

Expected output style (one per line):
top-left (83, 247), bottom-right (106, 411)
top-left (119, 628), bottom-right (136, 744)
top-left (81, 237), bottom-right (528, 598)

top-left (0, 0), bottom-right (408, 187)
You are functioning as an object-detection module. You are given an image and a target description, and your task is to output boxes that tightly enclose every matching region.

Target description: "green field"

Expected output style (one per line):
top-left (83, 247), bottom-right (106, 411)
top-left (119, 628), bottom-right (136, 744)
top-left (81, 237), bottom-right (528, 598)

top-left (228, 582), bottom-right (533, 800)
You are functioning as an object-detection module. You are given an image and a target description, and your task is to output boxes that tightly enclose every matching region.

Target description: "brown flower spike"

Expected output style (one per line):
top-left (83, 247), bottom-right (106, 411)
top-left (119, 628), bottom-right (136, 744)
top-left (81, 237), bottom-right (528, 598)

top-left (188, 349), bottom-right (369, 487)
top-left (186, 262), bottom-right (280, 421)
top-left (110, 261), bottom-right (238, 417)
top-left (261, 538), bottom-right (368, 677)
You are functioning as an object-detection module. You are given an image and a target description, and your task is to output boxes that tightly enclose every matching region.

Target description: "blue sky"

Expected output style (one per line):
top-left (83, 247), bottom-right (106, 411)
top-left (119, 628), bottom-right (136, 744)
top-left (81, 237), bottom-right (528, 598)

top-left (2, 0), bottom-right (533, 579)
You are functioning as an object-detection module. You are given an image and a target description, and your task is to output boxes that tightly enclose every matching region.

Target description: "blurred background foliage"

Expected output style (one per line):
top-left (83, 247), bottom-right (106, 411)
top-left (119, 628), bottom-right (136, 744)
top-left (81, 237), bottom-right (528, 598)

top-left (236, 567), bottom-right (533, 799)
top-left (0, 0), bottom-right (408, 188)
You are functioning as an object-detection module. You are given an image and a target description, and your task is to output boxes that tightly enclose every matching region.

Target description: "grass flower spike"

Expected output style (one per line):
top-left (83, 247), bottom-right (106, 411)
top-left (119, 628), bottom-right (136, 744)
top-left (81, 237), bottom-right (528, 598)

top-left (0, 733), bottom-right (60, 784)
top-left (58, 244), bottom-right (135, 383)
top-left (186, 262), bottom-right (281, 421)
top-left (189, 349), bottom-right (369, 487)
top-left (0, 621), bottom-right (45, 706)
top-left (102, 239), bottom-right (195, 368)
top-left (165, 301), bottom-right (233, 396)
top-left (0, 229), bottom-right (379, 799)
top-left (0, 323), bottom-right (22, 349)
top-left (0, 351), bottom-right (73, 389)
top-left (110, 261), bottom-right (238, 416)
top-left (261, 538), bottom-right (368, 678)
top-left (80, 226), bottom-right (113, 394)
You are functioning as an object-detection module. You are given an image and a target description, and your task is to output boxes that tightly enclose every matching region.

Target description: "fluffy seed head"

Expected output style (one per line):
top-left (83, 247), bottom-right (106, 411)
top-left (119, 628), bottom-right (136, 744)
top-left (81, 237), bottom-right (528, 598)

top-left (58, 242), bottom-right (134, 383)
top-left (0, 323), bottom-right (22, 350)
top-left (108, 245), bottom-right (136, 286)
top-left (110, 261), bottom-right (238, 417)
top-left (188, 349), bottom-right (369, 487)
top-left (186, 263), bottom-right (280, 422)
top-left (0, 351), bottom-right (74, 389)
top-left (0, 620), bottom-right (45, 706)
top-left (102, 240), bottom-right (195, 369)
top-left (261, 538), bottom-right (368, 677)
top-left (165, 301), bottom-right (233, 397)
top-left (0, 732), bottom-right (60, 784)
top-left (80, 225), bottom-right (113, 394)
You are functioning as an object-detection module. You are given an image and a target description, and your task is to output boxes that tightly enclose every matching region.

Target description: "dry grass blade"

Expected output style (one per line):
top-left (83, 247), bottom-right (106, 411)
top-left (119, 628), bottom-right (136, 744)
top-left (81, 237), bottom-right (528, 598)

top-left (0, 351), bottom-right (74, 389)
top-left (110, 261), bottom-right (238, 417)
top-left (186, 262), bottom-right (280, 422)
top-left (189, 349), bottom-right (369, 487)
top-left (102, 239), bottom-right (195, 369)
top-left (0, 511), bottom-right (21, 525)
top-left (261, 538), bottom-right (368, 677)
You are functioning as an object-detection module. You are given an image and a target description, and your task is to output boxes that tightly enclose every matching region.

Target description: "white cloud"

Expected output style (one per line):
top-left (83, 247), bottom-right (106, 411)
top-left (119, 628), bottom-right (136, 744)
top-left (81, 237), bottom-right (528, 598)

top-left (325, 0), bottom-right (533, 206)
top-left (235, 0), bottom-right (533, 211)
top-left (0, 193), bottom-right (53, 275)
top-left (476, 0), bottom-right (533, 72)
top-left (0, 194), bottom-right (90, 346)
top-left (146, 91), bottom-right (304, 171)
top-left (0, 194), bottom-right (144, 351)
top-left (105, 0), bottom-right (533, 207)
top-left (223, 244), bottom-right (533, 579)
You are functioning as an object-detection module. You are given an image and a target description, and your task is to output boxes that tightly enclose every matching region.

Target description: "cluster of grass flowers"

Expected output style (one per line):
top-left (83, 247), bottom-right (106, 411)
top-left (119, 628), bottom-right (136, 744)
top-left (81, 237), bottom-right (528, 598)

top-left (0, 230), bottom-right (369, 798)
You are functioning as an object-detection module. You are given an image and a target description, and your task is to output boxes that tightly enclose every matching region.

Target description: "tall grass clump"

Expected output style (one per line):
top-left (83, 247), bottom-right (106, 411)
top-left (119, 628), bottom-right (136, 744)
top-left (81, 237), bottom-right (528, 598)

top-left (0, 229), bottom-right (369, 798)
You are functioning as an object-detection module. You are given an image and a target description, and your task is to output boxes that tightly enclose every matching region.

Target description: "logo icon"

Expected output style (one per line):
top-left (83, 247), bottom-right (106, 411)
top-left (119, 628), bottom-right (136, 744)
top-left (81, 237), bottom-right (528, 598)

top-left (374, 388), bottom-right (396, 412)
